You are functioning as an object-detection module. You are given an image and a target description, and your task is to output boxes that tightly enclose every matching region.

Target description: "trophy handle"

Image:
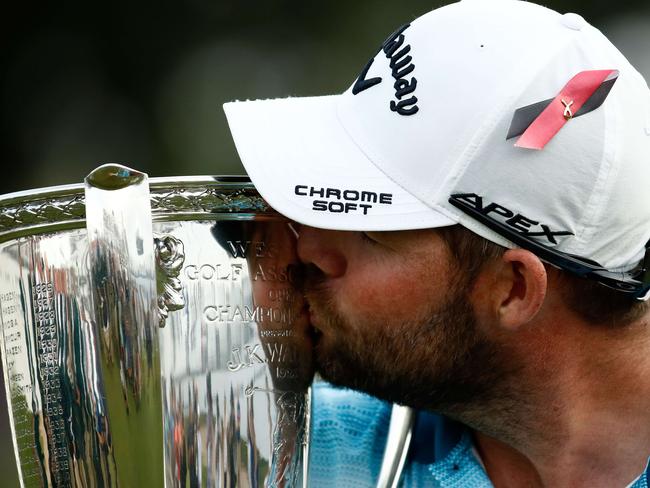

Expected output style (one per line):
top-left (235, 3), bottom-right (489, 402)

top-left (85, 163), bottom-right (164, 485)
top-left (376, 405), bottom-right (415, 488)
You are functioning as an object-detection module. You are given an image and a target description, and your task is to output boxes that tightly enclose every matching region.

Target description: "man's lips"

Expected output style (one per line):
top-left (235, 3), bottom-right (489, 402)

top-left (308, 315), bottom-right (323, 345)
top-left (308, 307), bottom-right (316, 324)
top-left (305, 302), bottom-right (324, 341)
top-left (308, 307), bottom-right (320, 329)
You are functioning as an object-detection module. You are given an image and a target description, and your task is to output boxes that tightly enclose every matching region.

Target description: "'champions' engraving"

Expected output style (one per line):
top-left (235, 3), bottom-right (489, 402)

top-left (295, 185), bottom-right (393, 215)
top-left (203, 304), bottom-right (296, 324)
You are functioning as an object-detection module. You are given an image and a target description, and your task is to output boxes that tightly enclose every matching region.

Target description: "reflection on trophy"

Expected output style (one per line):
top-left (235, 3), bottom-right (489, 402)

top-left (0, 164), bottom-right (313, 487)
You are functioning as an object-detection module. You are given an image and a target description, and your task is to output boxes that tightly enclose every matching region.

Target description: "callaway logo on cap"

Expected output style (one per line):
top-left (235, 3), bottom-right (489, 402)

top-left (223, 0), bottom-right (650, 299)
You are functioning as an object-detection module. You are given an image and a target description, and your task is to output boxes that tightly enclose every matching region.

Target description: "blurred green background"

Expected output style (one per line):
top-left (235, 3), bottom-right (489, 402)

top-left (0, 0), bottom-right (649, 485)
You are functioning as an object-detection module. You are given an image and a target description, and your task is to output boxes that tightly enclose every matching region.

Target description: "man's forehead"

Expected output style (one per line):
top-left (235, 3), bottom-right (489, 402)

top-left (297, 225), bottom-right (450, 260)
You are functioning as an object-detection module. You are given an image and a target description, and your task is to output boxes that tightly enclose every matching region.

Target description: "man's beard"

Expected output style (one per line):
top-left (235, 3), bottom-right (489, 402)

top-left (302, 263), bottom-right (521, 419)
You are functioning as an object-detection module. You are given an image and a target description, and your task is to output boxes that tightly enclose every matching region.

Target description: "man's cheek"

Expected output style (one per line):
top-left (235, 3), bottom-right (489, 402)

top-left (336, 287), bottom-right (399, 332)
top-left (352, 278), bottom-right (433, 313)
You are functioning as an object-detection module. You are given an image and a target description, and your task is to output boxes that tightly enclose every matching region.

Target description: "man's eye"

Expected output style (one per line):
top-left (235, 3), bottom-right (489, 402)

top-left (361, 232), bottom-right (380, 245)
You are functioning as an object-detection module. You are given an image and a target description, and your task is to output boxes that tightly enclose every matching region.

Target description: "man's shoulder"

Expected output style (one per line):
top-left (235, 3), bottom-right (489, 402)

top-left (310, 382), bottom-right (393, 460)
top-left (309, 382), bottom-right (393, 487)
top-left (309, 382), bottom-right (475, 488)
top-left (311, 380), bottom-right (394, 429)
top-left (310, 381), bottom-right (464, 457)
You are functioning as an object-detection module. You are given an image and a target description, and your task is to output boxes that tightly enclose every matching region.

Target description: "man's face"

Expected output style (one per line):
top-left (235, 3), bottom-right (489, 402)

top-left (298, 227), bottom-right (515, 414)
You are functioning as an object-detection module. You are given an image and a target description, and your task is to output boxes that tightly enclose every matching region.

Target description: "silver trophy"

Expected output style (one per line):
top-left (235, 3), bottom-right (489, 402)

top-left (0, 164), bottom-right (413, 487)
top-left (0, 164), bottom-right (314, 487)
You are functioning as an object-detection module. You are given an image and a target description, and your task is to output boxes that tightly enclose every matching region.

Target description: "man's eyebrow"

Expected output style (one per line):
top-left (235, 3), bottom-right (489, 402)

top-left (364, 229), bottom-right (436, 244)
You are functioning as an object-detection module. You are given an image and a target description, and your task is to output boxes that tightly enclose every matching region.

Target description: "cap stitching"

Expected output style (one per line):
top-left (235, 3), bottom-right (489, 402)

top-left (333, 95), bottom-right (460, 223)
top-left (564, 81), bottom-right (619, 261)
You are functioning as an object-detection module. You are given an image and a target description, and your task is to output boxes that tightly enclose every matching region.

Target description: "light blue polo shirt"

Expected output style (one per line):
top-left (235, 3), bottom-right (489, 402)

top-left (308, 382), bottom-right (649, 488)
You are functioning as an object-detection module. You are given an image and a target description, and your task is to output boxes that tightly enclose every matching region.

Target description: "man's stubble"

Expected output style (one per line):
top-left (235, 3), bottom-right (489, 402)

top-left (302, 263), bottom-right (526, 430)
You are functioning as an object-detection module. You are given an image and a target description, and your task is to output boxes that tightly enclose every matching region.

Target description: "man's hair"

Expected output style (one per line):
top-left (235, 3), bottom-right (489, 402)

top-left (437, 225), bottom-right (649, 327)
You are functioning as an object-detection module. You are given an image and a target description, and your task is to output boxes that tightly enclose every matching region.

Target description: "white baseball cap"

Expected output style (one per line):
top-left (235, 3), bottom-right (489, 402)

top-left (223, 0), bottom-right (650, 299)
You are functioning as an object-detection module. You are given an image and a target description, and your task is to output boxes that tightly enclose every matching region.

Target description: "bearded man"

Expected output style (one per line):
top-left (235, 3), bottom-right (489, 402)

top-left (223, 1), bottom-right (650, 486)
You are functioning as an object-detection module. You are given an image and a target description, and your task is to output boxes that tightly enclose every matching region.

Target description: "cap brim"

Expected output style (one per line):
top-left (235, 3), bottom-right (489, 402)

top-left (223, 94), bottom-right (456, 231)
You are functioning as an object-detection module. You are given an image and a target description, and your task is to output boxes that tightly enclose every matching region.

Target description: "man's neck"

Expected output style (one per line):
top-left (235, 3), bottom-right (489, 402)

top-left (473, 430), bottom-right (648, 488)
top-left (464, 319), bottom-right (650, 488)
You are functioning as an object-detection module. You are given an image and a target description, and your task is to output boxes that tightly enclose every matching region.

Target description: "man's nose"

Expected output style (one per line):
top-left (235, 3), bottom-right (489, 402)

top-left (296, 225), bottom-right (347, 278)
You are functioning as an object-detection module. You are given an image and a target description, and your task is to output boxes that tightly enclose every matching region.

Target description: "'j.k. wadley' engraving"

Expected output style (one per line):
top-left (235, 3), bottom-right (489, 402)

top-left (227, 342), bottom-right (299, 372)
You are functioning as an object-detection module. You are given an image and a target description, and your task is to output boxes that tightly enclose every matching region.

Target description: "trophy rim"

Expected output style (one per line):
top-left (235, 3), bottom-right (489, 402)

top-left (0, 175), bottom-right (279, 243)
top-left (0, 175), bottom-right (253, 204)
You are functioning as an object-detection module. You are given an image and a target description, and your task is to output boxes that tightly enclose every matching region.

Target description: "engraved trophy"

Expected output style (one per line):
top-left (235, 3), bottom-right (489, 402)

top-left (0, 164), bottom-right (313, 487)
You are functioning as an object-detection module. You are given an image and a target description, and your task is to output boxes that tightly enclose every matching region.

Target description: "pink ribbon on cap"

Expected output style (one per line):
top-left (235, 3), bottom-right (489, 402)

top-left (515, 69), bottom-right (619, 150)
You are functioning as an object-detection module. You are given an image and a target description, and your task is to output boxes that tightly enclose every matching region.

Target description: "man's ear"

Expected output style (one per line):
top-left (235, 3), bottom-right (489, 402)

top-left (486, 249), bottom-right (548, 331)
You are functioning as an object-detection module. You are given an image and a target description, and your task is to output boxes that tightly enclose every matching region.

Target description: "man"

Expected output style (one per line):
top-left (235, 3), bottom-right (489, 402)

top-left (223, 0), bottom-right (650, 486)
